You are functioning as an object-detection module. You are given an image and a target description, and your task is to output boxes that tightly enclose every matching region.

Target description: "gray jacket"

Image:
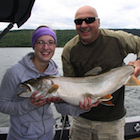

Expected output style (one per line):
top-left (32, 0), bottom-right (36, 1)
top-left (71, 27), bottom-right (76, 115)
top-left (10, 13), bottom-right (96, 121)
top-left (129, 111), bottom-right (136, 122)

top-left (0, 52), bottom-right (86, 140)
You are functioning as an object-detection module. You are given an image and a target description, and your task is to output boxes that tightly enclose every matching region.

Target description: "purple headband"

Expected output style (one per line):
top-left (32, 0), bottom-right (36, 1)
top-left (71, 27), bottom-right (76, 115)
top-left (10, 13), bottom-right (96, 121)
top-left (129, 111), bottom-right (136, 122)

top-left (31, 27), bottom-right (57, 48)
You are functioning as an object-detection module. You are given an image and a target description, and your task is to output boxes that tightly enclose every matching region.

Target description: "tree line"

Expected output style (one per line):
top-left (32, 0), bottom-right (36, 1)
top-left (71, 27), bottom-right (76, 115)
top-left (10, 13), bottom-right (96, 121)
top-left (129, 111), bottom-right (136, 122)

top-left (0, 29), bottom-right (140, 47)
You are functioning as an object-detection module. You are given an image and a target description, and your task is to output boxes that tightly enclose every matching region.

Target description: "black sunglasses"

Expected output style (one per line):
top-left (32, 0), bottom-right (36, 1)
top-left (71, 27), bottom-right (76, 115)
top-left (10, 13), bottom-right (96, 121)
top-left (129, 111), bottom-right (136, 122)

top-left (74, 17), bottom-right (98, 25)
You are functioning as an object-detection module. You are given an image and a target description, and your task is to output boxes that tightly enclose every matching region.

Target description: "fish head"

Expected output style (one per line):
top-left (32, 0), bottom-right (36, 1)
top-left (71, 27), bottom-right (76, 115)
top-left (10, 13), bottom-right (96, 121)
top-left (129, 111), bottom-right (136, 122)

top-left (19, 78), bottom-right (42, 91)
top-left (17, 77), bottom-right (53, 98)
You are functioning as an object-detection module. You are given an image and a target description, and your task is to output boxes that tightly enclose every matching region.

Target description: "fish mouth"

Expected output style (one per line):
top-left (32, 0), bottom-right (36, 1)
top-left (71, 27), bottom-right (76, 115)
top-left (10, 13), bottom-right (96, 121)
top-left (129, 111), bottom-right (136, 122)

top-left (19, 83), bottom-right (33, 92)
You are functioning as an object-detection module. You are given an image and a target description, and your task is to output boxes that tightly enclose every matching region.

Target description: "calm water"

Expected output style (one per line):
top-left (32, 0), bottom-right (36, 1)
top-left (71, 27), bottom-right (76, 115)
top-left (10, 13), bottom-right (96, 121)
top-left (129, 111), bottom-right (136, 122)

top-left (0, 48), bottom-right (140, 127)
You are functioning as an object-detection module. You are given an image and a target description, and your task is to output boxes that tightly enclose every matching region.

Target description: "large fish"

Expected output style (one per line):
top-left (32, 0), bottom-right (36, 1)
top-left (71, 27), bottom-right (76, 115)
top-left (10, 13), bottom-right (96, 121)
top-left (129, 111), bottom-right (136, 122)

top-left (18, 65), bottom-right (140, 106)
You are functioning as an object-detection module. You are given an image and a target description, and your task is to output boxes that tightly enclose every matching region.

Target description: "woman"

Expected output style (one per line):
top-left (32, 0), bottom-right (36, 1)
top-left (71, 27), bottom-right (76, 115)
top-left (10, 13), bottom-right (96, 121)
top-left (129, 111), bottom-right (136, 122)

top-left (0, 26), bottom-right (98, 140)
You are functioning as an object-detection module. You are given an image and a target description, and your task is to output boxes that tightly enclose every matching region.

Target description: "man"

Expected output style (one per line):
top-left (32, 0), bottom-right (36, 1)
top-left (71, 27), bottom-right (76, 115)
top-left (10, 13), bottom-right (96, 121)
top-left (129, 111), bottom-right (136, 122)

top-left (62, 5), bottom-right (140, 140)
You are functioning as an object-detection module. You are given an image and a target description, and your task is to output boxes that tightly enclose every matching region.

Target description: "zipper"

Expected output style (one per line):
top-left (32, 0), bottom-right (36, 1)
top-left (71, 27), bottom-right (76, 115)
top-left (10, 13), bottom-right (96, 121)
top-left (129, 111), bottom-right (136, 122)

top-left (42, 105), bottom-right (45, 135)
top-left (38, 105), bottom-right (45, 140)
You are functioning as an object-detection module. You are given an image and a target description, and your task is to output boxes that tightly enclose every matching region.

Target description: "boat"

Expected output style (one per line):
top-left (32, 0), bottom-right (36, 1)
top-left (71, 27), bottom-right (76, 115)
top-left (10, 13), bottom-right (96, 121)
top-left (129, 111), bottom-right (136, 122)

top-left (0, 0), bottom-right (140, 139)
top-left (0, 115), bottom-right (140, 140)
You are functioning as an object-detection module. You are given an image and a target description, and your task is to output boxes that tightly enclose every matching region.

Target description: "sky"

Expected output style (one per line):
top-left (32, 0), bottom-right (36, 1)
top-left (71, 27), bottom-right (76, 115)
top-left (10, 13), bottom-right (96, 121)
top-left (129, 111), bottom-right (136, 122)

top-left (1, 0), bottom-right (140, 30)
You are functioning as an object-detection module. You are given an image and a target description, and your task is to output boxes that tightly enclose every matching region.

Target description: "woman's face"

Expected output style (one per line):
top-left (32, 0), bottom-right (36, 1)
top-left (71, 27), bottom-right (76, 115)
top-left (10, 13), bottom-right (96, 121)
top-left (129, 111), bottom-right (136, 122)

top-left (33, 35), bottom-right (56, 64)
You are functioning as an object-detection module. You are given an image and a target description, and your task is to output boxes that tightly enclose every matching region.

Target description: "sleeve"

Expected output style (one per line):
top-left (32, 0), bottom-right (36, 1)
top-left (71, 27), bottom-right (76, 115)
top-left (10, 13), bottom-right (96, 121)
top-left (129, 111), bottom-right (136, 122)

top-left (61, 35), bottom-right (79, 77)
top-left (54, 102), bottom-right (90, 117)
top-left (62, 47), bottom-right (76, 77)
top-left (117, 31), bottom-right (140, 58)
top-left (0, 68), bottom-right (37, 116)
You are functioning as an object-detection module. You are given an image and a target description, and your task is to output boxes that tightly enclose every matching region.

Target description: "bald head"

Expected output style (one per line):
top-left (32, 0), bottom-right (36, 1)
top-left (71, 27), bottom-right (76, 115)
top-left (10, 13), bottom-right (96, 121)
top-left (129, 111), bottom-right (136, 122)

top-left (75, 5), bottom-right (98, 19)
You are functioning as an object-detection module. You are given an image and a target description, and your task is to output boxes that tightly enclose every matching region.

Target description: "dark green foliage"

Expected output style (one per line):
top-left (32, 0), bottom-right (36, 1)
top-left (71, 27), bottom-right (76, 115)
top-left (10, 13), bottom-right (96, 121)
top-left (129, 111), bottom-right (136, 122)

top-left (0, 29), bottom-right (33, 47)
top-left (0, 29), bottom-right (140, 47)
top-left (56, 30), bottom-right (77, 47)
top-left (0, 29), bottom-right (77, 47)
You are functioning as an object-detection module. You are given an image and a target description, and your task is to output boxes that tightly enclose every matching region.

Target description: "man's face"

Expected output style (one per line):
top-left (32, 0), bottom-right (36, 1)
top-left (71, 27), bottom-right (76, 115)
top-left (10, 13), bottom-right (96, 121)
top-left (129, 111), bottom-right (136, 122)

top-left (75, 10), bottom-right (100, 44)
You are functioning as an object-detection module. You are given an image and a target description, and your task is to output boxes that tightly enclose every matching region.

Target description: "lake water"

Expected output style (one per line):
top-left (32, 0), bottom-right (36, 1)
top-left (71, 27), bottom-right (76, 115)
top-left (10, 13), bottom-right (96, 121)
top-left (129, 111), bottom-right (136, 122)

top-left (0, 47), bottom-right (140, 127)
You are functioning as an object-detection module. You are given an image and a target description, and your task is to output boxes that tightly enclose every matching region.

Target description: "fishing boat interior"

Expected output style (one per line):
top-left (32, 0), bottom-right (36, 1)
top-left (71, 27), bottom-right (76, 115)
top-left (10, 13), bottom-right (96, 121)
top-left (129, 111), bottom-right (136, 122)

top-left (0, 0), bottom-right (140, 140)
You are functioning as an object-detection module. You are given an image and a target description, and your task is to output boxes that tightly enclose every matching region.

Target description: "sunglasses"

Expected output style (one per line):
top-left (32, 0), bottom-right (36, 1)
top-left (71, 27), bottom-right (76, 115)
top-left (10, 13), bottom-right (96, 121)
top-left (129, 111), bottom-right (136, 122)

top-left (74, 17), bottom-right (98, 25)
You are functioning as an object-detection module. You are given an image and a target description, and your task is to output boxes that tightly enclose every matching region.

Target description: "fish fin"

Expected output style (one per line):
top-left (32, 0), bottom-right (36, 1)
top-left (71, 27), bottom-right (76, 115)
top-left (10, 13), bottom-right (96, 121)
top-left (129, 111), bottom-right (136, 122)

top-left (125, 75), bottom-right (140, 86)
top-left (99, 94), bottom-right (114, 106)
top-left (47, 84), bottom-right (59, 94)
top-left (100, 100), bottom-right (114, 106)
top-left (84, 67), bottom-right (102, 76)
top-left (83, 93), bottom-right (114, 106)
top-left (99, 94), bottom-right (113, 101)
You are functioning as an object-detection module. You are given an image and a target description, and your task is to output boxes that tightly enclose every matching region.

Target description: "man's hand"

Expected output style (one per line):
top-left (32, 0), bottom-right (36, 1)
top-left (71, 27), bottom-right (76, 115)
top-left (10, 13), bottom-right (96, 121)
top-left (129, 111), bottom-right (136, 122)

top-left (128, 59), bottom-right (140, 77)
top-left (79, 97), bottom-right (99, 110)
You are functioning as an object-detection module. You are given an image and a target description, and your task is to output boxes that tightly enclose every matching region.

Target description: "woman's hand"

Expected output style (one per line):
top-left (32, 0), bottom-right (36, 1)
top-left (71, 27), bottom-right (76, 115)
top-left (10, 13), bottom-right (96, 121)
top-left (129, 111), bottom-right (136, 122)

top-left (46, 97), bottom-right (64, 103)
top-left (30, 91), bottom-right (47, 107)
top-left (79, 97), bottom-right (99, 110)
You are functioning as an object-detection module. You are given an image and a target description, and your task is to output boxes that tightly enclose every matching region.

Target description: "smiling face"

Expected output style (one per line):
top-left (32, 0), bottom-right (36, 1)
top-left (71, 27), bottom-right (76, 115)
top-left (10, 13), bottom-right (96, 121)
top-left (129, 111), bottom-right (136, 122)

top-left (33, 35), bottom-right (56, 65)
top-left (75, 5), bottom-right (100, 44)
